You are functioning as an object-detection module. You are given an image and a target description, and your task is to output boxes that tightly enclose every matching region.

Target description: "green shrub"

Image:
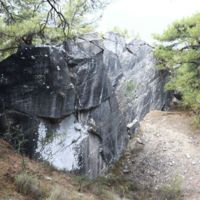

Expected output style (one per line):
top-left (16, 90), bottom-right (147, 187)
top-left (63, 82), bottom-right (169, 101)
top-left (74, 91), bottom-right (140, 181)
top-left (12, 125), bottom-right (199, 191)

top-left (157, 176), bottom-right (182, 200)
top-left (193, 115), bottom-right (200, 129)
top-left (72, 175), bottom-right (92, 192)
top-left (123, 80), bottom-right (136, 99)
top-left (125, 80), bottom-right (136, 92)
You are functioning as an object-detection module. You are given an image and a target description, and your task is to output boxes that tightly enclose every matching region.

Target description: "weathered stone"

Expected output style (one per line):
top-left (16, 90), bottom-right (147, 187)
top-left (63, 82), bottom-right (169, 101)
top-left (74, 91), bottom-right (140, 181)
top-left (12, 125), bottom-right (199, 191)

top-left (103, 32), bottom-right (126, 56)
top-left (0, 32), bottom-right (169, 178)
top-left (75, 53), bottom-right (112, 110)
top-left (0, 46), bottom-right (75, 119)
top-left (103, 33), bottom-right (169, 130)
top-left (0, 38), bottom-right (127, 178)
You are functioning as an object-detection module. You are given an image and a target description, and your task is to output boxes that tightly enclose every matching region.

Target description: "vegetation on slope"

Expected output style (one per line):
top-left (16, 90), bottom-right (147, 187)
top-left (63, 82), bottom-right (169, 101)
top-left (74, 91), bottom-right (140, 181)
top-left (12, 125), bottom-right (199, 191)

top-left (0, 137), bottom-right (184, 200)
top-left (154, 13), bottom-right (200, 123)
top-left (0, 138), bottom-right (144, 200)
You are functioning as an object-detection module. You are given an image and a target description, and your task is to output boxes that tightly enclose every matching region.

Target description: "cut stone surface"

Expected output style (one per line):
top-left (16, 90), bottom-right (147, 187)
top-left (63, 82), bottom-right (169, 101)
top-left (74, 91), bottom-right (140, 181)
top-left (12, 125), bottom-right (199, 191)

top-left (0, 32), bottom-right (169, 177)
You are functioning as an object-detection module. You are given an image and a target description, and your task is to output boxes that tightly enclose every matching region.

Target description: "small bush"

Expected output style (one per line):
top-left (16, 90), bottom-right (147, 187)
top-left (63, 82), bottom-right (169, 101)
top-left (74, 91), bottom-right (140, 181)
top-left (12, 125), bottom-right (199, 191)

top-left (157, 176), bottom-right (182, 200)
top-left (125, 80), bottom-right (136, 92)
top-left (15, 172), bottom-right (45, 199)
top-left (123, 80), bottom-right (136, 99)
top-left (46, 187), bottom-right (68, 200)
top-left (76, 175), bottom-right (93, 192)
top-left (193, 115), bottom-right (200, 129)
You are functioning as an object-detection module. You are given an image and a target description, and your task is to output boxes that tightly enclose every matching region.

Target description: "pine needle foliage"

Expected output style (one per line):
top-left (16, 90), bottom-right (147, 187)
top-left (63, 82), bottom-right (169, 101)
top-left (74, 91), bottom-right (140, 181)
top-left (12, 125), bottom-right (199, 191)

top-left (0, 0), bottom-right (108, 59)
top-left (154, 13), bottom-right (200, 117)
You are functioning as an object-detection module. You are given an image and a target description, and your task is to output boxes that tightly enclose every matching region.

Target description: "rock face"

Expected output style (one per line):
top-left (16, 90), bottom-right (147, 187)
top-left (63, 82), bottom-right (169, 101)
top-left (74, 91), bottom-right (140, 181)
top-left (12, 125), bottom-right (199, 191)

top-left (0, 39), bottom-right (127, 177)
top-left (0, 32), bottom-right (168, 177)
top-left (103, 32), bottom-right (169, 134)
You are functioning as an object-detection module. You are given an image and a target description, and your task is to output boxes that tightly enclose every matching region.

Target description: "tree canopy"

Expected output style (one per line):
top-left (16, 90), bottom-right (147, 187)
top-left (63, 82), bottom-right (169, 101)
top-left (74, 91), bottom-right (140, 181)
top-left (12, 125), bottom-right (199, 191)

top-left (0, 0), bottom-right (108, 58)
top-left (154, 13), bottom-right (200, 121)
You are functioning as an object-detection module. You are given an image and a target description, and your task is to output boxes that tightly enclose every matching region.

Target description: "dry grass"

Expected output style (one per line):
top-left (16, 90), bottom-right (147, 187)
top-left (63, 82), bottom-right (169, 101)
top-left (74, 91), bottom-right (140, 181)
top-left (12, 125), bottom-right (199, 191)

top-left (0, 139), bottom-right (100, 200)
top-left (72, 174), bottom-right (139, 200)
top-left (46, 186), bottom-right (68, 200)
top-left (15, 171), bottom-right (46, 199)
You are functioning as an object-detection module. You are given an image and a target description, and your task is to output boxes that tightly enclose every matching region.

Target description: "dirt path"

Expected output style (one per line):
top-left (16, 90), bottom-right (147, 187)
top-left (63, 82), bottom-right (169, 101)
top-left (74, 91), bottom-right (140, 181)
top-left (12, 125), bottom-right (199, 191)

top-left (122, 111), bottom-right (200, 200)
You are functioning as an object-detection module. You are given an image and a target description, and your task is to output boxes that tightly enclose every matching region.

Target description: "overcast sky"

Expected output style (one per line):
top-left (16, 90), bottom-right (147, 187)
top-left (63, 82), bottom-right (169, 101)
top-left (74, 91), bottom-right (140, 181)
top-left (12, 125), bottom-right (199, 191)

top-left (98, 0), bottom-right (200, 43)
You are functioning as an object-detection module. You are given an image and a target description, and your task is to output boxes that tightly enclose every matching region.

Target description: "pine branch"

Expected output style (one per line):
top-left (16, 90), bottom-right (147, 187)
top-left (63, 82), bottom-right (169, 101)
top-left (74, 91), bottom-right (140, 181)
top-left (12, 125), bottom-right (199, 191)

top-left (46, 0), bottom-right (69, 37)
top-left (0, 46), bottom-right (18, 52)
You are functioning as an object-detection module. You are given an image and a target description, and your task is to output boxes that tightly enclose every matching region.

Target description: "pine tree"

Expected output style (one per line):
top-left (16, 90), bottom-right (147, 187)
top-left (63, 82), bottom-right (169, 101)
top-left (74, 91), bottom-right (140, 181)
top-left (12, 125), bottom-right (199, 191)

top-left (154, 13), bottom-right (200, 118)
top-left (0, 0), bottom-right (108, 59)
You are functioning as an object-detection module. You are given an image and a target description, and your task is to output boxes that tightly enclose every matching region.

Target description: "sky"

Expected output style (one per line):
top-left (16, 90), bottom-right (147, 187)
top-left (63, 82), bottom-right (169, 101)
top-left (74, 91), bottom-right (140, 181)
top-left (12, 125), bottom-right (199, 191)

top-left (98, 0), bottom-right (200, 43)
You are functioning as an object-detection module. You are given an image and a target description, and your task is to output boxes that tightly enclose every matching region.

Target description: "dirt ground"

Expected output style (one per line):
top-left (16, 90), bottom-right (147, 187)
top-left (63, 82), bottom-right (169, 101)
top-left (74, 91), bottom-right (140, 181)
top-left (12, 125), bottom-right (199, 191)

top-left (120, 110), bottom-right (200, 200)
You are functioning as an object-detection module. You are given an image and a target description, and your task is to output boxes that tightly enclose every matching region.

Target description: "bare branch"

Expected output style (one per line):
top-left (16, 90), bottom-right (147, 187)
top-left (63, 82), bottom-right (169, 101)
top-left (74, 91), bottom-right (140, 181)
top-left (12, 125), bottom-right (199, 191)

top-left (0, 0), bottom-right (15, 22)
top-left (46, 0), bottom-right (69, 36)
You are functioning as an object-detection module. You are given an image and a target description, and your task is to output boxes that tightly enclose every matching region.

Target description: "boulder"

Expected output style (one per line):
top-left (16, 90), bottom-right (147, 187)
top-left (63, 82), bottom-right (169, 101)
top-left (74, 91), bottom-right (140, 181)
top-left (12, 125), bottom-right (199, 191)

top-left (0, 32), bottom-right (169, 177)
top-left (0, 40), bottom-right (127, 178)
top-left (103, 32), bottom-right (169, 132)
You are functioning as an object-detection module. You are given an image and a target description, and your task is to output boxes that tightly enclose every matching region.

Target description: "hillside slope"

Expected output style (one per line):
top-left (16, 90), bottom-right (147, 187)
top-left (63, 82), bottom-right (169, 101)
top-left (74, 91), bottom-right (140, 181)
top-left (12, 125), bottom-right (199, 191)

top-left (0, 139), bottom-right (101, 200)
top-left (1, 110), bottom-right (200, 200)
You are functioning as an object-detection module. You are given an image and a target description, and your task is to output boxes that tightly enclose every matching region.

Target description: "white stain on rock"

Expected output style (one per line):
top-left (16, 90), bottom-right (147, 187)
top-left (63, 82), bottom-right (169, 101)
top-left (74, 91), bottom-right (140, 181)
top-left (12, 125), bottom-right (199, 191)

top-left (56, 65), bottom-right (60, 71)
top-left (36, 115), bottom-right (88, 171)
